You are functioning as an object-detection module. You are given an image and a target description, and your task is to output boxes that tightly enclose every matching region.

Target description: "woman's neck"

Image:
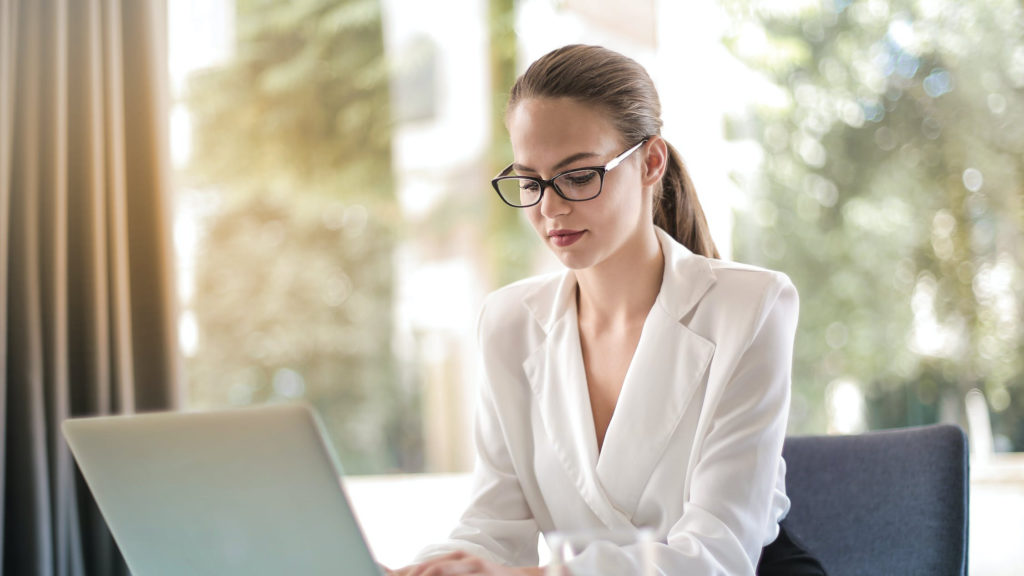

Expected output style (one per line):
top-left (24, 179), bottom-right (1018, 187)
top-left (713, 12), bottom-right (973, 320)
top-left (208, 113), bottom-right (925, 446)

top-left (575, 226), bottom-right (664, 328)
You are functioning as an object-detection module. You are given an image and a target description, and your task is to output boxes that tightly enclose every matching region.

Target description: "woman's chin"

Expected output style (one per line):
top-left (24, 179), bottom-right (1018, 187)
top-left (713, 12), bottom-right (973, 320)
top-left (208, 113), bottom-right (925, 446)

top-left (548, 249), bottom-right (594, 271)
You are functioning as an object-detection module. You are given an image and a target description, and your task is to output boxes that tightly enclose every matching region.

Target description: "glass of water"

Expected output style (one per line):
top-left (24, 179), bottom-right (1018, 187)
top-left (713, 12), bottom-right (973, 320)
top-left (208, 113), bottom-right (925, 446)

top-left (544, 527), bottom-right (656, 576)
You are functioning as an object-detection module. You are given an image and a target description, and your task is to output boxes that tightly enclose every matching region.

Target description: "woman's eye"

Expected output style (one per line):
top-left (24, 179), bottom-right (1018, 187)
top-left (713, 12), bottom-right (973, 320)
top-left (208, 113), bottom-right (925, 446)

top-left (566, 172), bottom-right (596, 185)
top-left (520, 180), bottom-right (540, 191)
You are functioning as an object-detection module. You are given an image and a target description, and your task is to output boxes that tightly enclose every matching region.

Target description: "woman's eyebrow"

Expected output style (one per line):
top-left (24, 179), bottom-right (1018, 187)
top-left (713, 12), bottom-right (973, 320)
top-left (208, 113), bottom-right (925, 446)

top-left (512, 151), bottom-right (601, 174)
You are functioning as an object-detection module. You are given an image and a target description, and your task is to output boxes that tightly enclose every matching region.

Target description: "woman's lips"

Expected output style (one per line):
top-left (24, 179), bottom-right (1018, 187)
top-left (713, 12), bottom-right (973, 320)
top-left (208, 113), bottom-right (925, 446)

top-left (549, 229), bottom-right (585, 247)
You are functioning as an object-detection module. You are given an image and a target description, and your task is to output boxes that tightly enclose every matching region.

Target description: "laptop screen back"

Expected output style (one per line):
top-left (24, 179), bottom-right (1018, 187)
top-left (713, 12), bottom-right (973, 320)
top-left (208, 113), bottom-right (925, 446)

top-left (63, 404), bottom-right (382, 576)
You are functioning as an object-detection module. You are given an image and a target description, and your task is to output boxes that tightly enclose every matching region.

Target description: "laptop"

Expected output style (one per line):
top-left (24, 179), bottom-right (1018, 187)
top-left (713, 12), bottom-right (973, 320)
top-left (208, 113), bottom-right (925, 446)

top-left (62, 403), bottom-right (384, 576)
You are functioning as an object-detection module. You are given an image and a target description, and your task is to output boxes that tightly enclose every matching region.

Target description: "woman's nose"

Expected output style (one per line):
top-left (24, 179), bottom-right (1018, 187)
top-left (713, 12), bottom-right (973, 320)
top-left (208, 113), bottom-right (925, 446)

top-left (538, 184), bottom-right (571, 218)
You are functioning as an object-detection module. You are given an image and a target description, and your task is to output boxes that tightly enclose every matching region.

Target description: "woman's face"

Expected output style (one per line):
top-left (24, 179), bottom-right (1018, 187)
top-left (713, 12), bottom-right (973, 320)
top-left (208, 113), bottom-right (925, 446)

top-left (506, 97), bottom-right (653, 272)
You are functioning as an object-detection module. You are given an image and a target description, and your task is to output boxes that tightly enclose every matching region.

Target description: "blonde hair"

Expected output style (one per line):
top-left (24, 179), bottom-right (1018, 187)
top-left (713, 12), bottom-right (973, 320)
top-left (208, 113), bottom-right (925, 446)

top-left (507, 44), bottom-right (719, 259)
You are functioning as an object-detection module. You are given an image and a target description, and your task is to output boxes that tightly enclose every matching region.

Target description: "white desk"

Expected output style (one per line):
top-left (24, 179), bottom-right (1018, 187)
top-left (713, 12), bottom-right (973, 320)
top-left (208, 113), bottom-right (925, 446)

top-left (345, 473), bottom-right (474, 569)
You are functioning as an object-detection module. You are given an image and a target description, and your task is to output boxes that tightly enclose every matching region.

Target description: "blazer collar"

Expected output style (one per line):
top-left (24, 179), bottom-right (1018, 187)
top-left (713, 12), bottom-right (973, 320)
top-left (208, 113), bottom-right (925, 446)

top-left (522, 227), bottom-right (717, 333)
top-left (652, 226), bottom-right (717, 323)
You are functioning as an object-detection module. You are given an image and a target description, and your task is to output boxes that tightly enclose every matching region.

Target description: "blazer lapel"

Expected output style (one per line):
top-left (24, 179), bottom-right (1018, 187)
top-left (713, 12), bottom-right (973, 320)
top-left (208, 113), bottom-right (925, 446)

top-left (595, 308), bottom-right (715, 517)
top-left (596, 228), bottom-right (718, 519)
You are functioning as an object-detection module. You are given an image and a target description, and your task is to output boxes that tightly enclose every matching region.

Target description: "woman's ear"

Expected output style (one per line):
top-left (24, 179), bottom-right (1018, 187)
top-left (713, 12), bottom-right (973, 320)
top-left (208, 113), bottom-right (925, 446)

top-left (641, 136), bottom-right (668, 187)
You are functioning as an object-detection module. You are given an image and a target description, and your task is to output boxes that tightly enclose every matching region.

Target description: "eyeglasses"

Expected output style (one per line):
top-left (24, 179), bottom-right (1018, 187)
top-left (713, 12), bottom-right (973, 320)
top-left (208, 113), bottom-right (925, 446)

top-left (491, 139), bottom-right (648, 208)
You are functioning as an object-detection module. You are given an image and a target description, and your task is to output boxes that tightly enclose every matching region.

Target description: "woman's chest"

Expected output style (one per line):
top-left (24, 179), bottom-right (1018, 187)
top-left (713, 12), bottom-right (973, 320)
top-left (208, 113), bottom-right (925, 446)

top-left (579, 322), bottom-right (645, 452)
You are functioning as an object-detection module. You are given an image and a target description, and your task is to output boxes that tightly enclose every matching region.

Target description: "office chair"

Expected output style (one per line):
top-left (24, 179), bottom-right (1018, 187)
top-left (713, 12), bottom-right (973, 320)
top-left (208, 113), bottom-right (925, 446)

top-left (781, 424), bottom-right (969, 576)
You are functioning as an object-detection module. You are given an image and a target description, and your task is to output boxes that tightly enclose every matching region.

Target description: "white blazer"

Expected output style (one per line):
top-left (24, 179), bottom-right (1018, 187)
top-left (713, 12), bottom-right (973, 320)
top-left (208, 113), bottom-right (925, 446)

top-left (416, 228), bottom-right (799, 575)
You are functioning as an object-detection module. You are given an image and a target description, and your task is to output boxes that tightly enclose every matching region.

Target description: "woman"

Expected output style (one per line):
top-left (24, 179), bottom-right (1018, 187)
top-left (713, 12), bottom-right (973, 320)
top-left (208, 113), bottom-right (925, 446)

top-left (395, 45), bottom-right (825, 576)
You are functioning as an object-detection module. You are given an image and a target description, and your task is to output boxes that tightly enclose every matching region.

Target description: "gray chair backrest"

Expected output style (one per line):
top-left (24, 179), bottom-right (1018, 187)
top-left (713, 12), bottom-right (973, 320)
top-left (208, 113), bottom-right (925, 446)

top-left (781, 424), bottom-right (969, 576)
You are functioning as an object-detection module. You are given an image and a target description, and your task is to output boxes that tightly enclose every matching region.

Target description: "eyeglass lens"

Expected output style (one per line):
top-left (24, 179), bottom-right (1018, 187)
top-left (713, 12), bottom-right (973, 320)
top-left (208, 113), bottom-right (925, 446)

top-left (496, 169), bottom-right (602, 206)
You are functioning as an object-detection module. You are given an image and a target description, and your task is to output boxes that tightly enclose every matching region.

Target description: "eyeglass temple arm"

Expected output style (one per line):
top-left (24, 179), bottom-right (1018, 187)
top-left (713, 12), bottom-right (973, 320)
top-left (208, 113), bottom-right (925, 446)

top-left (605, 139), bottom-right (648, 172)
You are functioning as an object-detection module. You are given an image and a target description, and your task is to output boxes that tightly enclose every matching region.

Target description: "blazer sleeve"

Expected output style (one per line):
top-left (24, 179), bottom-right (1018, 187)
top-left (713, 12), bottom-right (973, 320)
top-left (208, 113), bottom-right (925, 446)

top-left (567, 274), bottom-right (799, 576)
top-left (412, 299), bottom-right (541, 566)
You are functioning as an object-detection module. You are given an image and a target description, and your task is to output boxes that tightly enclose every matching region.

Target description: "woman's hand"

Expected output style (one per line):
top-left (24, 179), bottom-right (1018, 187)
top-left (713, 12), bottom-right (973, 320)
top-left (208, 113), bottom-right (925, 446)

top-left (388, 551), bottom-right (548, 576)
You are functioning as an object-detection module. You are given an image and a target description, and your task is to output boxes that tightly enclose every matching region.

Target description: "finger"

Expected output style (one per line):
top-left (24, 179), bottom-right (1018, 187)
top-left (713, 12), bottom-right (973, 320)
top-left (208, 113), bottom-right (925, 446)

top-left (415, 557), bottom-right (482, 576)
top-left (442, 558), bottom-right (483, 576)
top-left (404, 558), bottom-right (454, 576)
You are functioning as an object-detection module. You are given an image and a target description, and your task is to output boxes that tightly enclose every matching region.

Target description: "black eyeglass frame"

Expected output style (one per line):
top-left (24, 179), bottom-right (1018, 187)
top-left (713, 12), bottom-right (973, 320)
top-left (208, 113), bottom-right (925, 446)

top-left (490, 138), bottom-right (649, 208)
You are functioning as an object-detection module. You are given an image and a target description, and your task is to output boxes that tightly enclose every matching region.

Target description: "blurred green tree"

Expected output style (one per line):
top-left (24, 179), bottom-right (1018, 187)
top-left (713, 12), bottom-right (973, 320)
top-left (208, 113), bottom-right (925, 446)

top-left (182, 0), bottom-right (422, 473)
top-left (722, 0), bottom-right (1024, 442)
top-left (486, 0), bottom-right (536, 287)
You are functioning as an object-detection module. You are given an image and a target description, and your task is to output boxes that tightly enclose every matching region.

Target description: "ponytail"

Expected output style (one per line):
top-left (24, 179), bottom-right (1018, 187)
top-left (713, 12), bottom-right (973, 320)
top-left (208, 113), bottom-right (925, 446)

top-left (655, 142), bottom-right (719, 259)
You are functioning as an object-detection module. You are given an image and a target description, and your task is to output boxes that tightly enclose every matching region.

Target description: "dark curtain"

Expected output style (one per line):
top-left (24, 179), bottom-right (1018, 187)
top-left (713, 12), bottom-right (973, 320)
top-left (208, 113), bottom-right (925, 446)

top-left (1, 0), bottom-right (181, 574)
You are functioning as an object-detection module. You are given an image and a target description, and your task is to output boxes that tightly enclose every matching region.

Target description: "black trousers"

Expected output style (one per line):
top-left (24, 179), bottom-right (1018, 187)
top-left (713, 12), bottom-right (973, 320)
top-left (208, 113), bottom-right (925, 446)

top-left (756, 522), bottom-right (828, 575)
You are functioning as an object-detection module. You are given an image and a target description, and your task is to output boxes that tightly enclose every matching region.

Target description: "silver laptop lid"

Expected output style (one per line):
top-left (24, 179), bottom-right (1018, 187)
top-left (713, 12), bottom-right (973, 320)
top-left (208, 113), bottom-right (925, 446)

top-left (63, 403), bottom-right (383, 576)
